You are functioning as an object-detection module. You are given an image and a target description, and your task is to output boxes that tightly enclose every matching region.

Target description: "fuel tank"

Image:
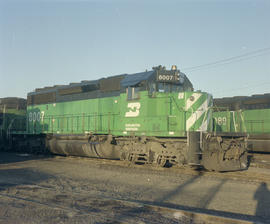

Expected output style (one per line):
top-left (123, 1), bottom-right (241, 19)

top-left (46, 134), bottom-right (121, 159)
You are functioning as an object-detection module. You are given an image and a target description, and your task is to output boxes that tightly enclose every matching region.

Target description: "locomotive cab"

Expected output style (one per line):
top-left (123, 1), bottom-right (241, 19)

top-left (154, 65), bottom-right (193, 93)
top-left (121, 65), bottom-right (193, 97)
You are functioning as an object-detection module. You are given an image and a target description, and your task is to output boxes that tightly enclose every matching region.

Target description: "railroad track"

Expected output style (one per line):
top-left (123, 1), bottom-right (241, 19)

top-left (1, 153), bottom-right (270, 223)
top-left (3, 152), bottom-right (270, 184)
top-left (0, 180), bottom-right (254, 224)
top-left (52, 155), bottom-right (270, 184)
top-left (249, 152), bottom-right (270, 169)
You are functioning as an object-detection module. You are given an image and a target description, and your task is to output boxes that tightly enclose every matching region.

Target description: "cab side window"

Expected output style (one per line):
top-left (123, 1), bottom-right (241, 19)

top-left (157, 83), bottom-right (171, 93)
top-left (158, 83), bottom-right (165, 92)
top-left (149, 83), bottom-right (156, 95)
top-left (127, 87), bottom-right (140, 100)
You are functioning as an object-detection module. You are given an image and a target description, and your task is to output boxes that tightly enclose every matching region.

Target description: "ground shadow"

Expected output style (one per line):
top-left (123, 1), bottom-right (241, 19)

top-left (196, 179), bottom-right (227, 208)
top-left (97, 172), bottom-right (203, 223)
top-left (0, 167), bottom-right (56, 224)
top-left (254, 182), bottom-right (270, 221)
top-left (0, 152), bottom-right (53, 165)
top-left (156, 173), bottom-right (203, 203)
top-left (99, 197), bottom-right (266, 224)
top-left (0, 167), bottom-right (54, 191)
top-left (99, 171), bottom-right (269, 224)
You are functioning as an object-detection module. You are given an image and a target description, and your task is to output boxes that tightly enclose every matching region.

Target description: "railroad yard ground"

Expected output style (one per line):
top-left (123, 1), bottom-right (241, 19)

top-left (0, 152), bottom-right (270, 224)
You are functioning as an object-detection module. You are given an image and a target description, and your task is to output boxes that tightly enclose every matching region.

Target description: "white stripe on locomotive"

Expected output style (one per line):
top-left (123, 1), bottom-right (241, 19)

top-left (186, 95), bottom-right (209, 131)
top-left (185, 92), bottom-right (202, 110)
top-left (197, 95), bottom-right (212, 132)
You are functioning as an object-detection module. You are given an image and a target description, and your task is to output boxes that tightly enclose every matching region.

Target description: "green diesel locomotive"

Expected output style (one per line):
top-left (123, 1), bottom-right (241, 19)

top-left (213, 94), bottom-right (270, 152)
top-left (10, 65), bottom-right (247, 171)
top-left (0, 97), bottom-right (26, 150)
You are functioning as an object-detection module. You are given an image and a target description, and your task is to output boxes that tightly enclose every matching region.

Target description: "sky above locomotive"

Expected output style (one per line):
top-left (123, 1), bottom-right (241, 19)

top-left (0, 0), bottom-right (269, 99)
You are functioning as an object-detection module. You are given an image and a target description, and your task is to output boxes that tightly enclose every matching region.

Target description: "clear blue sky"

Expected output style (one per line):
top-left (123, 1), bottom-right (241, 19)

top-left (0, 0), bottom-right (269, 98)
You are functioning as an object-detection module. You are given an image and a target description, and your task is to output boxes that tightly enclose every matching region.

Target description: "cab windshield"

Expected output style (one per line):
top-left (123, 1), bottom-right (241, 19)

top-left (157, 83), bottom-right (183, 93)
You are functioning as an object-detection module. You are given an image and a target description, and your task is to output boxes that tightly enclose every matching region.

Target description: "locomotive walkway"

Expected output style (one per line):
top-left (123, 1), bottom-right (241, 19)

top-left (0, 152), bottom-right (270, 223)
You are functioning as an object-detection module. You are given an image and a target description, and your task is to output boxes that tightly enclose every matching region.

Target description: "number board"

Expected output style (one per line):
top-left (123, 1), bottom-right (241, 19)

top-left (156, 71), bottom-right (180, 83)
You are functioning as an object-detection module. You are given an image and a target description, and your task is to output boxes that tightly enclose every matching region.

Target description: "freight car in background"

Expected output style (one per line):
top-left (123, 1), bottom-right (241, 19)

top-left (213, 94), bottom-right (270, 152)
top-left (0, 97), bottom-right (26, 150)
top-left (7, 65), bottom-right (247, 171)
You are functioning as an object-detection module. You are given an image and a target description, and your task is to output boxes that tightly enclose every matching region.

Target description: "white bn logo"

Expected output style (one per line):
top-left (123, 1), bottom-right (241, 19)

top-left (125, 102), bottom-right (141, 117)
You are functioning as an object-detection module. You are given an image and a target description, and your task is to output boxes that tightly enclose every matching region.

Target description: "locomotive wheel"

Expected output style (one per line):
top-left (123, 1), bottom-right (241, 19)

top-left (156, 155), bottom-right (166, 167)
top-left (127, 153), bottom-right (136, 163)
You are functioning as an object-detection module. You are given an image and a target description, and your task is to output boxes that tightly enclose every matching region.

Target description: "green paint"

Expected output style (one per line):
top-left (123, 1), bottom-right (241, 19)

top-left (26, 90), bottom-right (212, 137)
top-left (213, 109), bottom-right (270, 134)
